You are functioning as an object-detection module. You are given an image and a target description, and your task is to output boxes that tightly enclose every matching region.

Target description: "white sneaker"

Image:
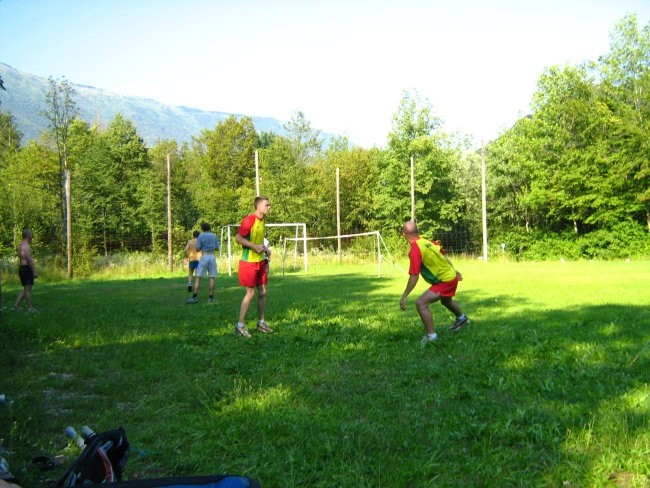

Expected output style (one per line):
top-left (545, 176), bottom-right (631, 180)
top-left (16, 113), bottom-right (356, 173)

top-left (256, 321), bottom-right (273, 333)
top-left (235, 324), bottom-right (252, 338)
top-left (420, 333), bottom-right (438, 345)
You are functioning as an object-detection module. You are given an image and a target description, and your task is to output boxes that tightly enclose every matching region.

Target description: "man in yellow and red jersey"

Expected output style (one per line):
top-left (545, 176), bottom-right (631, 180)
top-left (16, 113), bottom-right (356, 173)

top-left (234, 196), bottom-right (273, 338)
top-left (399, 220), bottom-right (469, 344)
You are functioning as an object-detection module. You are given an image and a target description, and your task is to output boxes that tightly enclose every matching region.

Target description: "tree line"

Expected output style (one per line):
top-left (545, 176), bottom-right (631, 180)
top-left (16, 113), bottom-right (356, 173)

top-left (0, 14), bottom-right (648, 275)
top-left (487, 14), bottom-right (650, 258)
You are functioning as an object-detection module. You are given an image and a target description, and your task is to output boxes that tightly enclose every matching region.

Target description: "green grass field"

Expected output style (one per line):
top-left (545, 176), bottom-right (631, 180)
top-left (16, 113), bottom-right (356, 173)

top-left (1, 259), bottom-right (649, 487)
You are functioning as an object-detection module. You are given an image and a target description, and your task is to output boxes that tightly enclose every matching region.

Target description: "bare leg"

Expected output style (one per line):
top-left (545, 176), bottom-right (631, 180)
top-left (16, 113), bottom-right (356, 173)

top-left (193, 277), bottom-right (201, 295)
top-left (416, 290), bottom-right (442, 334)
top-left (257, 284), bottom-right (266, 322)
top-left (441, 296), bottom-right (463, 318)
top-left (238, 287), bottom-right (256, 324)
top-left (208, 277), bottom-right (215, 297)
top-left (24, 285), bottom-right (32, 309)
top-left (14, 289), bottom-right (25, 309)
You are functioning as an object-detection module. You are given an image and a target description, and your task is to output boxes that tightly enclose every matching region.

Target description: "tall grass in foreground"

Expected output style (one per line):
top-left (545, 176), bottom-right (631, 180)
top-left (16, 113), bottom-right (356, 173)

top-left (1, 260), bottom-right (649, 487)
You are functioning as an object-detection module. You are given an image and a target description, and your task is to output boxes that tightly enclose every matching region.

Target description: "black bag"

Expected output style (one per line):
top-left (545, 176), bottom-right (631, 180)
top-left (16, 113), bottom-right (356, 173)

top-left (56, 427), bottom-right (131, 486)
top-left (56, 427), bottom-right (260, 488)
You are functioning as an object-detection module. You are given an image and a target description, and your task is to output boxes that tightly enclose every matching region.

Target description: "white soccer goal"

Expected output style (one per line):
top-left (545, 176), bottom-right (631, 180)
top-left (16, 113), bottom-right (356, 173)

top-left (284, 230), bottom-right (395, 277)
top-left (220, 223), bottom-right (308, 276)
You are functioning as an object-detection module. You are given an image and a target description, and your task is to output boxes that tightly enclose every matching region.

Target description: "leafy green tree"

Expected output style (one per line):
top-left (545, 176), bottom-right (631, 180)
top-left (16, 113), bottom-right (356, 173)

top-left (308, 139), bottom-right (379, 237)
top-left (43, 77), bottom-right (78, 276)
top-left (191, 116), bottom-right (258, 227)
top-left (532, 65), bottom-right (619, 233)
top-left (145, 140), bottom-right (196, 253)
top-left (0, 112), bottom-right (22, 162)
top-left (376, 91), bottom-right (460, 235)
top-left (257, 135), bottom-right (308, 225)
top-left (102, 114), bottom-right (150, 249)
top-left (283, 111), bottom-right (323, 164)
top-left (598, 13), bottom-right (650, 229)
top-left (69, 120), bottom-right (117, 256)
top-left (487, 117), bottom-right (542, 232)
top-left (0, 112), bottom-right (23, 254)
top-left (3, 141), bottom-right (59, 252)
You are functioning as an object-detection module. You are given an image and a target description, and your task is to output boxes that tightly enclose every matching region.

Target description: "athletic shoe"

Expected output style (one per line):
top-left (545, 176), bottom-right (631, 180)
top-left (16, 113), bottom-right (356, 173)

top-left (235, 324), bottom-right (252, 338)
top-left (421, 333), bottom-right (439, 345)
top-left (256, 321), bottom-right (274, 334)
top-left (208, 298), bottom-right (216, 304)
top-left (450, 315), bottom-right (470, 332)
top-left (27, 307), bottom-right (37, 314)
top-left (11, 305), bottom-right (18, 312)
top-left (186, 297), bottom-right (199, 304)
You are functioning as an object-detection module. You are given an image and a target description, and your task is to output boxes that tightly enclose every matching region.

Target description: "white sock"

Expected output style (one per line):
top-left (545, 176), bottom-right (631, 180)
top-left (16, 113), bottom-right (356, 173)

top-left (428, 333), bottom-right (438, 340)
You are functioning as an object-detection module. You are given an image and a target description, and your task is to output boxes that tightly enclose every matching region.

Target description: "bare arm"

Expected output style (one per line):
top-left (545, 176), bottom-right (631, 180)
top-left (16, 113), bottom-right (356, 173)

top-left (235, 233), bottom-right (266, 255)
top-left (400, 274), bottom-right (419, 310)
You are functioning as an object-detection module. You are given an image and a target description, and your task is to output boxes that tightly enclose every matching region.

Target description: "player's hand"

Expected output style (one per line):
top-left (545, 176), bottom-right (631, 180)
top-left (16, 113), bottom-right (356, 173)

top-left (400, 296), bottom-right (407, 311)
top-left (456, 271), bottom-right (463, 281)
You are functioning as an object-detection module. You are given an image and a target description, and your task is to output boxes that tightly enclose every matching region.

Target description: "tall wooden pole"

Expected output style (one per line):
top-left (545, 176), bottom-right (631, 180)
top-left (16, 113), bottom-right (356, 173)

top-left (255, 150), bottom-right (260, 196)
top-left (167, 154), bottom-right (173, 271)
top-left (481, 142), bottom-right (488, 262)
top-left (410, 155), bottom-right (415, 221)
top-left (65, 167), bottom-right (73, 278)
top-left (336, 167), bottom-right (342, 263)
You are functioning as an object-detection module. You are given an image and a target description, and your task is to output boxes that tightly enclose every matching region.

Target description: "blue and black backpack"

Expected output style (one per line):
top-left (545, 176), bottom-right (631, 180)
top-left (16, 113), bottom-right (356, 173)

top-left (55, 427), bottom-right (260, 488)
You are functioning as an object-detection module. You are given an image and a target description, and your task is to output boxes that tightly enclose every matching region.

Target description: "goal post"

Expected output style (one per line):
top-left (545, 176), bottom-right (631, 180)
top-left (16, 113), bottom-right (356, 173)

top-left (220, 223), bottom-right (308, 276)
top-left (285, 230), bottom-right (390, 277)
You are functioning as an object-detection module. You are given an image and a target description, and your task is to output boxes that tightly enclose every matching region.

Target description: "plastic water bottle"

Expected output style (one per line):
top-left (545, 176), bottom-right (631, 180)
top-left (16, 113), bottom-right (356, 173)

top-left (64, 426), bottom-right (86, 448)
top-left (0, 456), bottom-right (14, 481)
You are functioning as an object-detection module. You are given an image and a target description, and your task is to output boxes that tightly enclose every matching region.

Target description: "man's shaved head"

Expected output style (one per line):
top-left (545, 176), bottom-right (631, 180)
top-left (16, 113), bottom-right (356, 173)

top-left (402, 220), bottom-right (419, 236)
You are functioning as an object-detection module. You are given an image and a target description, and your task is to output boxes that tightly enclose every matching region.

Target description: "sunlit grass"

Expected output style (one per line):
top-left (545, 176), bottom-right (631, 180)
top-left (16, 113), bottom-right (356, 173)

top-left (1, 259), bottom-right (649, 487)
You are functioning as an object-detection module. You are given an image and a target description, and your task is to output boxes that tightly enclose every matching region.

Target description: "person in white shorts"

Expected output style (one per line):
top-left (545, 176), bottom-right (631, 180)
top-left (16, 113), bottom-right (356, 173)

top-left (187, 222), bottom-right (220, 304)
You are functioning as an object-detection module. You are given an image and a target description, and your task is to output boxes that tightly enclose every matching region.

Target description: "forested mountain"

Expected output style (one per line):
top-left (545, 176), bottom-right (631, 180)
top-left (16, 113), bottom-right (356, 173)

top-left (0, 62), bottom-right (287, 145)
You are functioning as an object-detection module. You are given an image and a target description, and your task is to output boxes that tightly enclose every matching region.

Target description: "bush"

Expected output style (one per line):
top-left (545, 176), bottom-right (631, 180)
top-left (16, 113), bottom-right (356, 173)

top-left (493, 221), bottom-right (650, 260)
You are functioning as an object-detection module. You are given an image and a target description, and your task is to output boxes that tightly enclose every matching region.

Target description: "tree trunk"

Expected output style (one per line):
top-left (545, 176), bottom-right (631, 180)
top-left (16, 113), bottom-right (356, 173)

top-left (65, 168), bottom-right (73, 279)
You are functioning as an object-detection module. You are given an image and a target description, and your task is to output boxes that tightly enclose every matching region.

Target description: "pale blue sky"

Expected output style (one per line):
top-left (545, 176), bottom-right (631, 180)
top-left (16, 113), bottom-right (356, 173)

top-left (2, 0), bottom-right (650, 147)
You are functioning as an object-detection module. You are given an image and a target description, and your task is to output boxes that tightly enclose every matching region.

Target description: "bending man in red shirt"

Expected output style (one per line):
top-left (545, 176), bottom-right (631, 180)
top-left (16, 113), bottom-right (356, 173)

top-left (399, 220), bottom-right (469, 344)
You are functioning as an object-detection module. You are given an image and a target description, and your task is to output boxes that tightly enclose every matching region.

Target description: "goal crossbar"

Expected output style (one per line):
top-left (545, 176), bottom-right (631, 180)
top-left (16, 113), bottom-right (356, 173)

top-left (285, 230), bottom-right (387, 277)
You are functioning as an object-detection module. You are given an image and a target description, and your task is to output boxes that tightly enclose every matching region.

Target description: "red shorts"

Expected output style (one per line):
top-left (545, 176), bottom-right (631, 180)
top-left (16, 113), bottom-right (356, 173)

top-left (429, 276), bottom-right (459, 297)
top-left (238, 260), bottom-right (268, 288)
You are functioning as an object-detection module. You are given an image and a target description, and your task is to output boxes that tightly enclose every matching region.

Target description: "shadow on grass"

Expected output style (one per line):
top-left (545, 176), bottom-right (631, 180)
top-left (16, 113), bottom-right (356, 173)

top-left (1, 272), bottom-right (648, 487)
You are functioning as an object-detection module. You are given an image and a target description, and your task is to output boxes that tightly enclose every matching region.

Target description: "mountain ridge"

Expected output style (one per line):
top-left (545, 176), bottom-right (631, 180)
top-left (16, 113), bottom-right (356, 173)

top-left (0, 62), bottom-right (292, 146)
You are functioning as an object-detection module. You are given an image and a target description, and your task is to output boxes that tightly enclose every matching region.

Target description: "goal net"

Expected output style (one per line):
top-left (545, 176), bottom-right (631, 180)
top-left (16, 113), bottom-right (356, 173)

top-left (221, 225), bottom-right (395, 277)
top-left (284, 230), bottom-right (395, 277)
